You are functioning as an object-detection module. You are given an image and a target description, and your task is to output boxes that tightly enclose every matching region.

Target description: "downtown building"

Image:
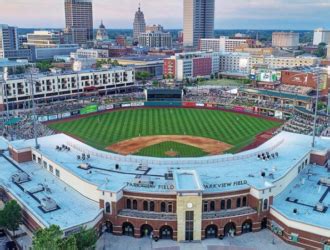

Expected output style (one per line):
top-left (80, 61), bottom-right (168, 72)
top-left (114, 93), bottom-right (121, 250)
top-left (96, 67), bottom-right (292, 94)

top-left (24, 30), bottom-right (61, 48)
top-left (272, 32), bottom-right (299, 49)
top-left (0, 24), bottom-right (36, 61)
top-left (0, 67), bottom-right (135, 110)
top-left (164, 51), bottom-right (220, 81)
top-left (138, 31), bottom-right (172, 49)
top-left (313, 28), bottom-right (330, 46)
top-left (183, 0), bottom-right (215, 48)
top-left (133, 5), bottom-right (146, 43)
top-left (200, 36), bottom-right (255, 53)
top-left (64, 0), bottom-right (94, 45)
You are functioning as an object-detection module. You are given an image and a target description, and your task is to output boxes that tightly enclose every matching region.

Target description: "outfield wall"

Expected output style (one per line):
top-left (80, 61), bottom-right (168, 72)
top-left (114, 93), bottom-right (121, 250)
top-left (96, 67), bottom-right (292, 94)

top-left (41, 101), bottom-right (286, 124)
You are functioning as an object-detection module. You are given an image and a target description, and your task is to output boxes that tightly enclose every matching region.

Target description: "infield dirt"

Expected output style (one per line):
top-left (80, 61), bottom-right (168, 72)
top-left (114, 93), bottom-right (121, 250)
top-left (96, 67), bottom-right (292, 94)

top-left (106, 135), bottom-right (232, 156)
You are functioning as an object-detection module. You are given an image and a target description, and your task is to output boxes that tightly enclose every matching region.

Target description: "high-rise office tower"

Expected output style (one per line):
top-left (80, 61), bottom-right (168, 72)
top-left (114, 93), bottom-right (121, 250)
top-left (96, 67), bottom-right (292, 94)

top-left (64, 0), bottom-right (93, 45)
top-left (0, 24), bottom-right (19, 58)
top-left (183, 0), bottom-right (215, 48)
top-left (133, 5), bottom-right (146, 42)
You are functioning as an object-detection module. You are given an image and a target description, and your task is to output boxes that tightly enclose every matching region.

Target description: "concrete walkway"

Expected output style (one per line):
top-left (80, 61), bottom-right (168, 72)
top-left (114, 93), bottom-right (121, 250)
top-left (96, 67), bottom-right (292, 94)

top-left (96, 230), bottom-right (302, 250)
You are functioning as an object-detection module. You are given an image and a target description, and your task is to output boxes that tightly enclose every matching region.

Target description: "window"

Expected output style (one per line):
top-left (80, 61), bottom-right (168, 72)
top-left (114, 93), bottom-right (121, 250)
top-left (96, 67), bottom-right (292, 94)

top-left (220, 200), bottom-right (225, 210)
top-left (55, 169), bottom-right (60, 178)
top-left (226, 199), bottom-right (231, 209)
top-left (161, 202), bottom-right (166, 212)
top-left (43, 161), bottom-right (47, 168)
top-left (185, 211), bottom-right (194, 241)
top-left (126, 199), bottom-right (131, 209)
top-left (32, 154), bottom-right (36, 161)
top-left (168, 203), bottom-right (173, 213)
top-left (143, 201), bottom-right (148, 211)
top-left (49, 165), bottom-right (53, 173)
top-left (242, 197), bottom-right (247, 207)
top-left (105, 202), bottom-right (111, 213)
top-left (37, 157), bottom-right (41, 164)
top-left (236, 198), bottom-right (241, 208)
top-left (150, 201), bottom-right (155, 211)
top-left (133, 200), bottom-right (137, 210)
top-left (263, 199), bottom-right (268, 210)
top-left (210, 201), bottom-right (215, 211)
top-left (203, 201), bottom-right (208, 212)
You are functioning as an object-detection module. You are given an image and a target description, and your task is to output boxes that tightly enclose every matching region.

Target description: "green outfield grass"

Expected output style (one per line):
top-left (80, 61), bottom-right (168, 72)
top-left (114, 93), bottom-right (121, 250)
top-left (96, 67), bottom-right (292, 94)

top-left (134, 141), bottom-right (208, 158)
top-left (48, 108), bottom-right (281, 156)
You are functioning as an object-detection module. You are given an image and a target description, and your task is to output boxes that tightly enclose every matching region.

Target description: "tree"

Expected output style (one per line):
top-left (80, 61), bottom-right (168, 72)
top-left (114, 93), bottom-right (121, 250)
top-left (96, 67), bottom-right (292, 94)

top-left (74, 227), bottom-right (98, 250)
top-left (33, 225), bottom-right (63, 250)
top-left (0, 200), bottom-right (22, 236)
top-left (36, 60), bottom-right (53, 72)
top-left (58, 235), bottom-right (77, 250)
top-left (136, 71), bottom-right (151, 81)
top-left (314, 42), bottom-right (327, 58)
top-left (33, 225), bottom-right (97, 250)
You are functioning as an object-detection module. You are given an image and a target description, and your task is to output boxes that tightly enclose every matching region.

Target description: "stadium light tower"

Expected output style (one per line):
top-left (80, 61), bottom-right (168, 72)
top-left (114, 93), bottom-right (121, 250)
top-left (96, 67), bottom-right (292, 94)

top-left (311, 66), bottom-right (322, 148)
top-left (0, 67), bottom-right (10, 122)
top-left (28, 67), bottom-right (40, 149)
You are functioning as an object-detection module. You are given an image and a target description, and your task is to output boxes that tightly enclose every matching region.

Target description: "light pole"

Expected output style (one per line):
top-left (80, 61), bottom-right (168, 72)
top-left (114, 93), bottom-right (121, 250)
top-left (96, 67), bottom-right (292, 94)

top-left (28, 67), bottom-right (40, 149)
top-left (312, 66), bottom-right (323, 148)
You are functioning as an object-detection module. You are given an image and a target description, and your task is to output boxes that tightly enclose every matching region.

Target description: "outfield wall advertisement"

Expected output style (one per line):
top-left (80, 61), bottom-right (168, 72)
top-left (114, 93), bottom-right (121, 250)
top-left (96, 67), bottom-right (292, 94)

top-left (80, 105), bottom-right (98, 115)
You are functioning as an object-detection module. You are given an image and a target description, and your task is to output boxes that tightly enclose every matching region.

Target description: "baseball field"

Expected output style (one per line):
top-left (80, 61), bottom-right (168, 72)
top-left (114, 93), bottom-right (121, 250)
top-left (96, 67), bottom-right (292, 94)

top-left (48, 108), bottom-right (281, 157)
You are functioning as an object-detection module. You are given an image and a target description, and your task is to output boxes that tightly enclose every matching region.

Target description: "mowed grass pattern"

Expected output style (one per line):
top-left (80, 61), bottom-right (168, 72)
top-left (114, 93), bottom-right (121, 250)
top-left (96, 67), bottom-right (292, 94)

top-left (135, 141), bottom-right (207, 158)
top-left (48, 108), bottom-right (281, 154)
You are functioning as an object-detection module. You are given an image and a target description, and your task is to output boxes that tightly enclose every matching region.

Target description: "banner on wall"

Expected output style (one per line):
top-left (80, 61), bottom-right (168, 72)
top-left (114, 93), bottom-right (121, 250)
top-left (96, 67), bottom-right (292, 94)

top-left (48, 115), bottom-right (58, 121)
top-left (80, 105), bottom-right (98, 115)
top-left (121, 103), bottom-right (131, 108)
top-left (131, 102), bottom-right (144, 107)
top-left (71, 110), bottom-right (80, 116)
top-left (61, 112), bottom-right (71, 118)
top-left (274, 110), bottom-right (283, 119)
top-left (38, 116), bottom-right (48, 122)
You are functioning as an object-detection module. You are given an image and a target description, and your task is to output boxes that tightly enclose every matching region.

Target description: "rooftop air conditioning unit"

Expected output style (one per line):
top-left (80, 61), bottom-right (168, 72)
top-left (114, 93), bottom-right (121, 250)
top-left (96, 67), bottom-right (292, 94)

top-left (40, 197), bottom-right (58, 212)
top-left (315, 202), bottom-right (325, 212)
top-left (320, 177), bottom-right (330, 186)
top-left (79, 163), bottom-right (90, 170)
top-left (11, 172), bottom-right (29, 184)
top-left (134, 175), bottom-right (152, 185)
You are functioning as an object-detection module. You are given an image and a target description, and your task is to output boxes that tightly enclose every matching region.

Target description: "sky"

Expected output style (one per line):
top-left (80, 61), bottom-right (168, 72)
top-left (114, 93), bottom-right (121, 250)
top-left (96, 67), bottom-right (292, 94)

top-left (0, 0), bottom-right (329, 30)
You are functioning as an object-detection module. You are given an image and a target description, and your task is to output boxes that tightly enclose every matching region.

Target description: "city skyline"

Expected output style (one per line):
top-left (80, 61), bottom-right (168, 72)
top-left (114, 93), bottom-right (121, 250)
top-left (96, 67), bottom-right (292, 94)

top-left (0, 0), bottom-right (329, 30)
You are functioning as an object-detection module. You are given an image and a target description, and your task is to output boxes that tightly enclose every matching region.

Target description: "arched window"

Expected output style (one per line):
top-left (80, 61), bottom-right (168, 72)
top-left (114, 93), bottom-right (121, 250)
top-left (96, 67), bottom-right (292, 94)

top-left (105, 202), bottom-right (111, 213)
top-left (210, 201), bottom-right (215, 211)
top-left (236, 198), bottom-right (241, 208)
top-left (143, 201), bottom-right (149, 211)
top-left (220, 200), bottom-right (225, 210)
top-left (242, 197), bottom-right (247, 207)
top-left (263, 199), bottom-right (268, 210)
top-left (133, 200), bottom-right (137, 210)
top-left (226, 199), bottom-right (231, 209)
top-left (126, 199), bottom-right (132, 209)
top-left (150, 201), bottom-right (155, 211)
top-left (161, 202), bottom-right (166, 212)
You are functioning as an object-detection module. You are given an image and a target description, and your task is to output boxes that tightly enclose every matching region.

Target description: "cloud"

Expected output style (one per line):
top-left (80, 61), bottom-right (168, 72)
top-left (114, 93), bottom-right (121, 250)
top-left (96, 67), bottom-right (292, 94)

top-left (0, 0), bottom-right (329, 29)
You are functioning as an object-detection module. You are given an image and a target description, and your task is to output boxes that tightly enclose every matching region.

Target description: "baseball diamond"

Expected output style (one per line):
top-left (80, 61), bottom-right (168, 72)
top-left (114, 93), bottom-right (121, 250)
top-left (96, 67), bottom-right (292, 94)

top-left (47, 108), bottom-right (281, 157)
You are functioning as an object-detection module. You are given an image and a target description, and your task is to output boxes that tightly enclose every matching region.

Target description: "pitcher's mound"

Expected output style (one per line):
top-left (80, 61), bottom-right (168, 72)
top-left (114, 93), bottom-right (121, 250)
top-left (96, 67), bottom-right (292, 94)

top-left (106, 135), bottom-right (232, 156)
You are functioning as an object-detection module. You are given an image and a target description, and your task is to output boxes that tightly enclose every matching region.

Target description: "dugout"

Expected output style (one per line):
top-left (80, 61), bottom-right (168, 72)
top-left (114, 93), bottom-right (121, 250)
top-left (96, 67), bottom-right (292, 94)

top-left (144, 88), bottom-right (183, 102)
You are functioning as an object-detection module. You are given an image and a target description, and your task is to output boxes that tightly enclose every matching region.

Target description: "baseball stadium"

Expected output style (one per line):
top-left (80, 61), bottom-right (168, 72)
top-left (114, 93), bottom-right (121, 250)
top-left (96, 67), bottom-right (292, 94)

top-left (0, 88), bottom-right (329, 250)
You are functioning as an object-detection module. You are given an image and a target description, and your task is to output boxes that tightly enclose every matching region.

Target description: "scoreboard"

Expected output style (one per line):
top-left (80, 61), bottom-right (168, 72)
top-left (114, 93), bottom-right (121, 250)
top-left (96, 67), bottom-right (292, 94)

top-left (145, 88), bottom-right (183, 101)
